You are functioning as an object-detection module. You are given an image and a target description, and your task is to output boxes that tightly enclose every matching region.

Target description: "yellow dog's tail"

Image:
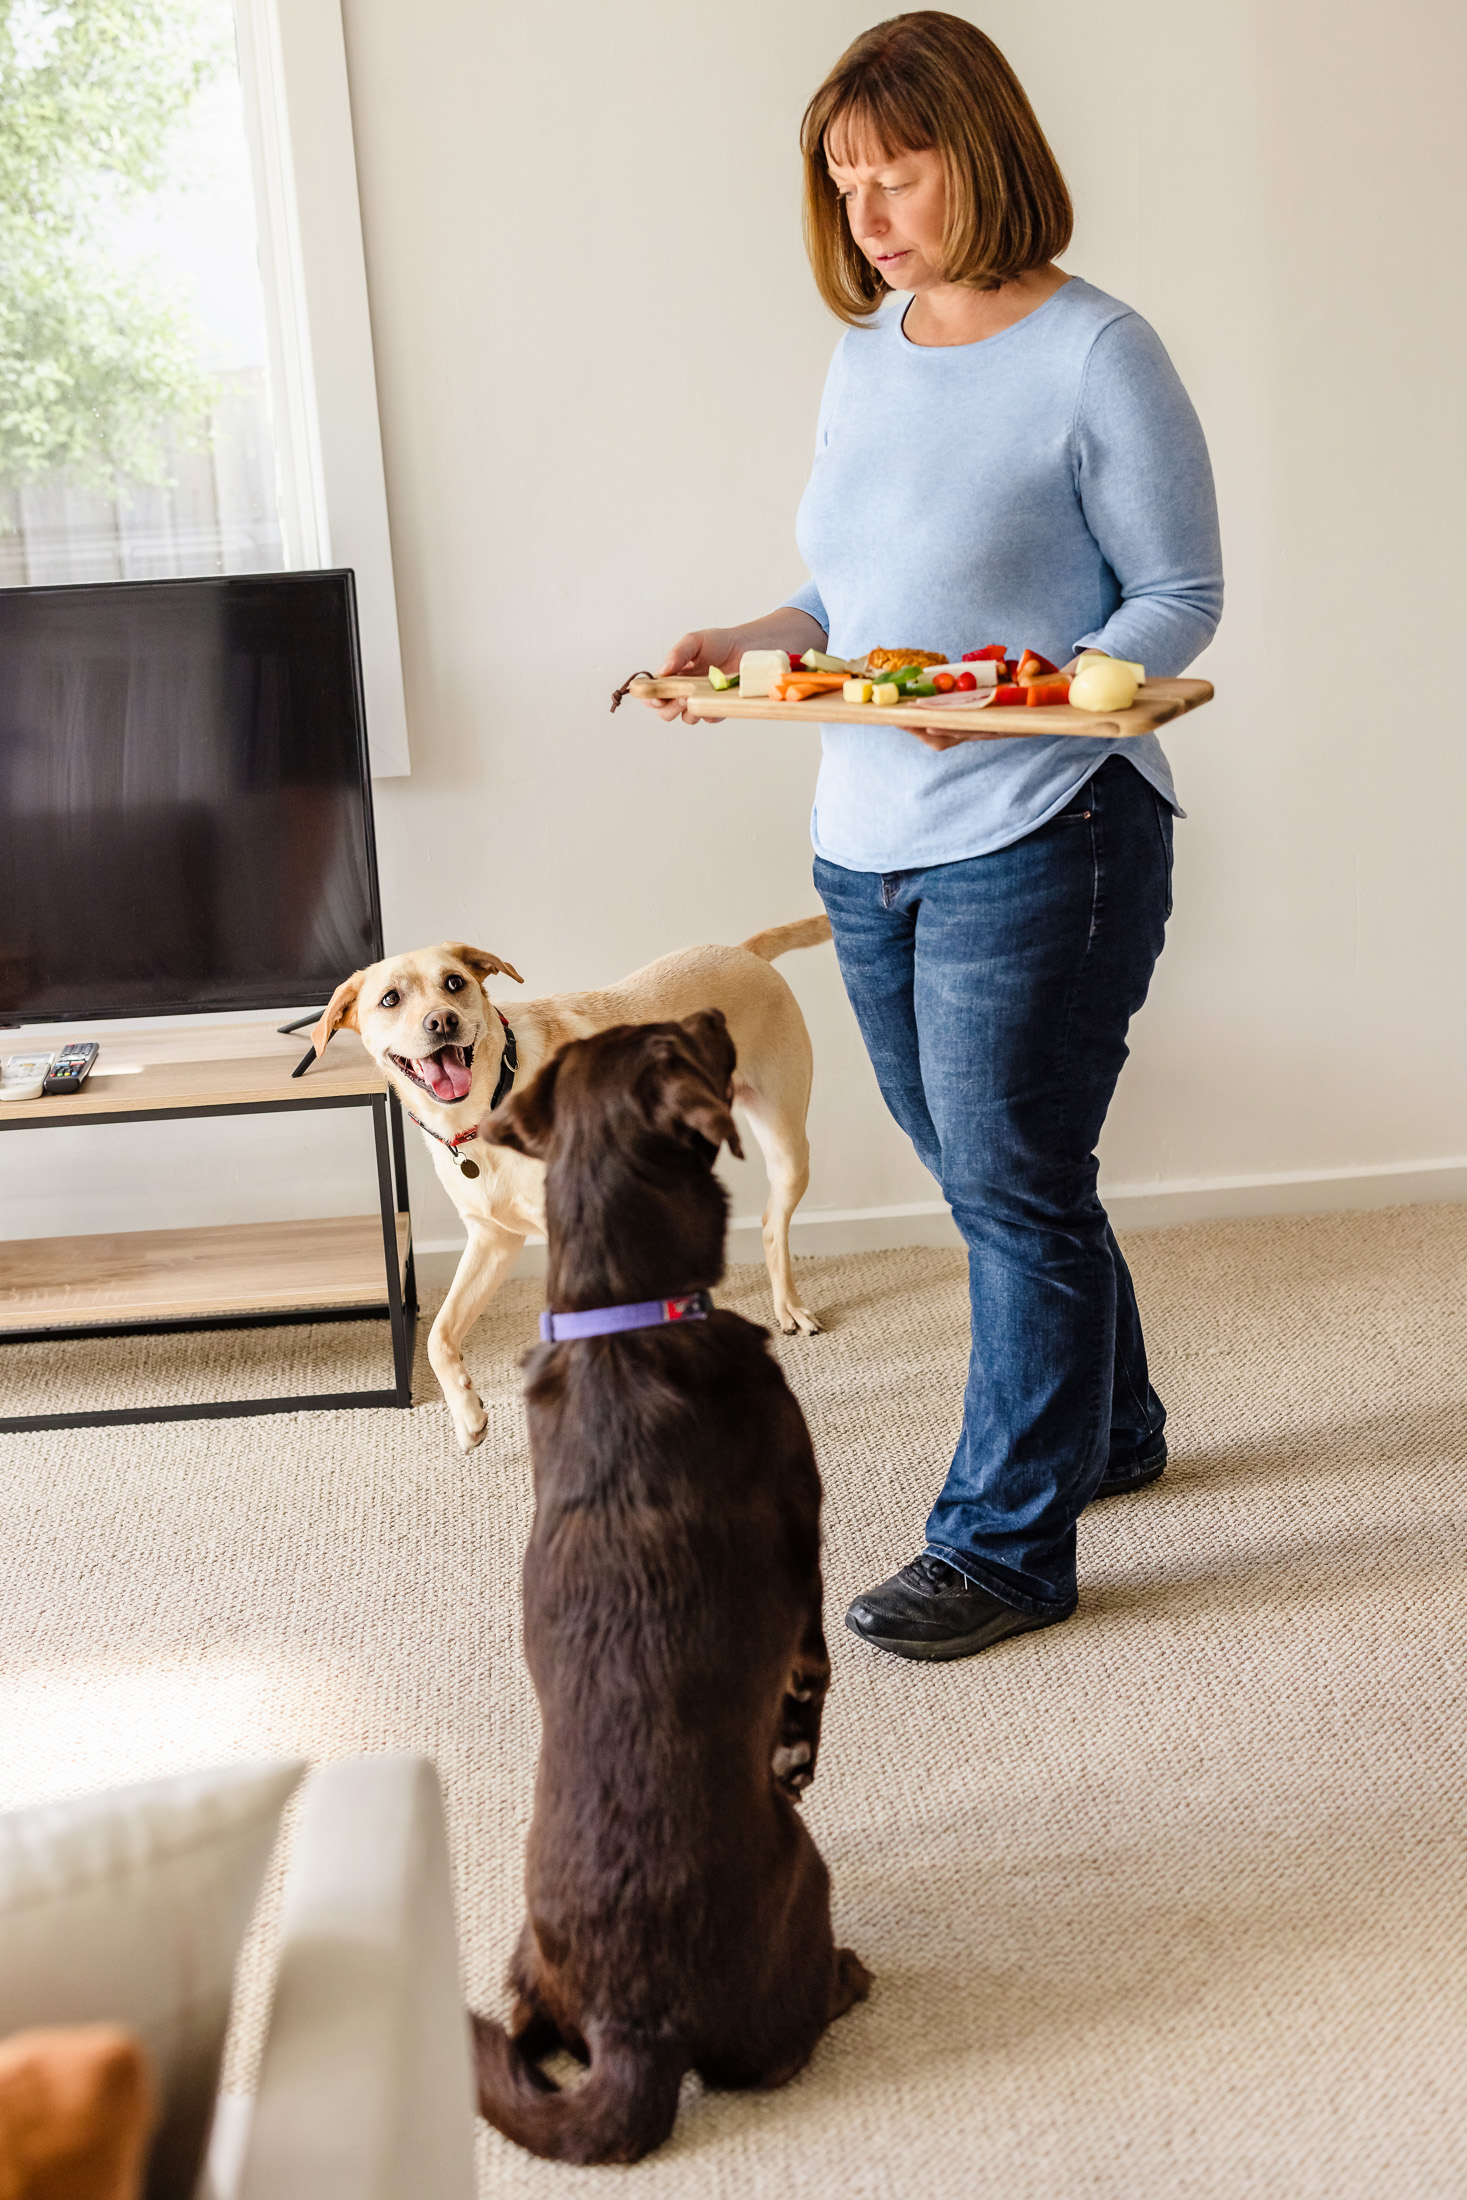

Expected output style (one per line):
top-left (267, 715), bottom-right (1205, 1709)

top-left (740, 915), bottom-right (832, 961)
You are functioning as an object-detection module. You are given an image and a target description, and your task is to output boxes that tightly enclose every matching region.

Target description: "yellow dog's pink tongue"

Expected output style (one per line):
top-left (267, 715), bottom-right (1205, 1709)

top-left (424, 1049), bottom-right (472, 1102)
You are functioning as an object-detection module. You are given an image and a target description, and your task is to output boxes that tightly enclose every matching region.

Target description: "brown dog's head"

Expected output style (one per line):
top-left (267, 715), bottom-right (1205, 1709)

top-left (485, 1010), bottom-right (741, 1304)
top-left (486, 1009), bottom-right (741, 1167)
top-left (311, 942), bottom-right (524, 1114)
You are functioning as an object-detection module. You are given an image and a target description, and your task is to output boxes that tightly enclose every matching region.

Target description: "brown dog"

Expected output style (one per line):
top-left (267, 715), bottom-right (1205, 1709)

top-left (470, 1011), bottom-right (870, 2164)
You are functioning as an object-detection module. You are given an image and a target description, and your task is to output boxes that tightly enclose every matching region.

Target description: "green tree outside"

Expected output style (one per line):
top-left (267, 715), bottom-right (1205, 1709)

top-left (0, 0), bottom-right (230, 492)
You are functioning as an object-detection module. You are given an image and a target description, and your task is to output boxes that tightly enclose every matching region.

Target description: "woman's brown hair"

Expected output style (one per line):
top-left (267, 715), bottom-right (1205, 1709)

top-left (801, 12), bottom-right (1072, 324)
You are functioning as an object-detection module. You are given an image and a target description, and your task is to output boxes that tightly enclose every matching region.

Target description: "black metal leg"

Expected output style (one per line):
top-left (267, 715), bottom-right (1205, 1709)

top-left (387, 1091), bottom-right (419, 1317)
top-left (373, 1093), bottom-right (415, 1406)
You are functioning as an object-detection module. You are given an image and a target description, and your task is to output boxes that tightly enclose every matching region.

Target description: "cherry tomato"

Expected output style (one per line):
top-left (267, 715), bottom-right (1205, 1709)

top-left (955, 671), bottom-right (977, 691)
top-left (934, 671), bottom-right (955, 692)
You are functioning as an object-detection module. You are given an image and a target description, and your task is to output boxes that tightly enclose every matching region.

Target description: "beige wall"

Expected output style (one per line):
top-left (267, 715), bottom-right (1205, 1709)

top-left (351, 0), bottom-right (1467, 1253)
top-left (7, 0), bottom-right (1465, 1261)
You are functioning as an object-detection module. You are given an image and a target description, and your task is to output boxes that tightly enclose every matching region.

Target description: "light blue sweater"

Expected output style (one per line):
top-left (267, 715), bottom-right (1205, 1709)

top-left (781, 277), bottom-right (1223, 872)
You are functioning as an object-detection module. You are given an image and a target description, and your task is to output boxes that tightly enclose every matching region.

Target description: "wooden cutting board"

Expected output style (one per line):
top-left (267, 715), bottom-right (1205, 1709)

top-left (624, 674), bottom-right (1213, 740)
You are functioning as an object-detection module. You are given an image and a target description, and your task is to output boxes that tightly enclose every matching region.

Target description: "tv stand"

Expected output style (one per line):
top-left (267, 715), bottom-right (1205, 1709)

top-left (0, 1022), bottom-right (416, 1432)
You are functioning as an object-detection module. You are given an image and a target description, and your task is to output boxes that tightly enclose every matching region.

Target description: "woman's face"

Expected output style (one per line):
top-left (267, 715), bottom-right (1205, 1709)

top-left (825, 133), bottom-right (948, 292)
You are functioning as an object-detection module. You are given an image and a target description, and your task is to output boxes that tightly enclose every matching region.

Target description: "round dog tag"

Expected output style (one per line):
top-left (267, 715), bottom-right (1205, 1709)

top-left (458, 1157), bottom-right (480, 1179)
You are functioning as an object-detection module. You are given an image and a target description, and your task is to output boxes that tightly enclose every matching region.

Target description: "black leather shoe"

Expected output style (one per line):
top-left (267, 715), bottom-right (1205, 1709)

top-left (1095, 1433), bottom-right (1167, 1498)
top-left (845, 1553), bottom-right (1066, 1663)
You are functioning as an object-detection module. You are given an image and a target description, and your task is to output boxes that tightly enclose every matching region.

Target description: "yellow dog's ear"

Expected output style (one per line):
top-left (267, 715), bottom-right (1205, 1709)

top-left (444, 943), bottom-right (524, 986)
top-left (311, 972), bottom-right (364, 1058)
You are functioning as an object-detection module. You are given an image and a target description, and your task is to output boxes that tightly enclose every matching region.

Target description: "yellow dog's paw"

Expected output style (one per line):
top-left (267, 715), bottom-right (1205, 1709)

top-left (778, 1304), bottom-right (823, 1337)
top-left (449, 1386), bottom-right (488, 1450)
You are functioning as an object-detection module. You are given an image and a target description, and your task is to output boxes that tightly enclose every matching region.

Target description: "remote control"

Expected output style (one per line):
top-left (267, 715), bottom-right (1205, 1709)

top-left (42, 1042), bottom-right (99, 1095)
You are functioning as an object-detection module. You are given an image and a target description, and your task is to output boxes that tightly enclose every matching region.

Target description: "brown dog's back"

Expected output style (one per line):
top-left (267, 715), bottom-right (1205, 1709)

top-left (472, 1014), bottom-right (869, 2163)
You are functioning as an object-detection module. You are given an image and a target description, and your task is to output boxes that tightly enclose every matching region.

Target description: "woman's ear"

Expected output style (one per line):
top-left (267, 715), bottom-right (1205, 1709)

top-left (482, 1054), bottom-right (560, 1157)
top-left (444, 942), bottom-right (525, 986)
top-left (311, 972), bottom-right (363, 1057)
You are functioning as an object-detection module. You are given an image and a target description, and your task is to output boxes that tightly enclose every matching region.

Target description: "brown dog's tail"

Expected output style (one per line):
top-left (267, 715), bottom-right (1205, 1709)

top-left (472, 2013), bottom-right (681, 2165)
top-left (740, 914), bottom-right (832, 961)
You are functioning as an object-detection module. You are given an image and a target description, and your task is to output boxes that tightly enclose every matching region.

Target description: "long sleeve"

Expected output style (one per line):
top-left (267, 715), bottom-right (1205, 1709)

top-left (778, 338), bottom-right (850, 639)
top-left (1068, 314), bottom-right (1223, 676)
top-left (780, 576), bottom-right (829, 632)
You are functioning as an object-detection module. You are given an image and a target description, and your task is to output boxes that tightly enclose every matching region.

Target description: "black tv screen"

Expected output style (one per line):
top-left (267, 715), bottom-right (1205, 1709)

top-left (0, 570), bottom-right (382, 1025)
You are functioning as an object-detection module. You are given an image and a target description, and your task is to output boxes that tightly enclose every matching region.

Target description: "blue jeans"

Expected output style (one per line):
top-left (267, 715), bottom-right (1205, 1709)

top-left (814, 757), bottom-right (1171, 1618)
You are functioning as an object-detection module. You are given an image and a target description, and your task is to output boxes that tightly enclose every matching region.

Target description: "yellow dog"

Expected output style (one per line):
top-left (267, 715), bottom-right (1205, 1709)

top-left (312, 919), bottom-right (830, 1450)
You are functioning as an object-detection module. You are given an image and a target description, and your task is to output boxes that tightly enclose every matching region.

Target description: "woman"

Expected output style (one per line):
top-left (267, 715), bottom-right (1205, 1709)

top-left (647, 12), bottom-right (1222, 1663)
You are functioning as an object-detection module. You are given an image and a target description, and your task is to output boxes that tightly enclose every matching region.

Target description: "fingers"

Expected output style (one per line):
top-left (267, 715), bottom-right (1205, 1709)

top-left (658, 632), bottom-right (704, 677)
top-left (653, 700), bottom-right (722, 725)
top-left (909, 723), bottom-right (1008, 751)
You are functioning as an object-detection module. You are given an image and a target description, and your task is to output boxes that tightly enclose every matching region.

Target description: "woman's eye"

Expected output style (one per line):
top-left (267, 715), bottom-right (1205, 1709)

top-left (444, 973), bottom-right (465, 992)
top-left (379, 990), bottom-right (399, 1009)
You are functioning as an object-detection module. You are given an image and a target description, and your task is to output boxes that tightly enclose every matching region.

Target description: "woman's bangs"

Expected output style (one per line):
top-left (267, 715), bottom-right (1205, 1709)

top-left (821, 82), bottom-right (933, 170)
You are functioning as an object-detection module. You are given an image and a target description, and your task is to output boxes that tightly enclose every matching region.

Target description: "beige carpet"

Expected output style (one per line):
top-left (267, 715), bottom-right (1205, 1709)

top-left (3, 1206), bottom-right (1467, 2196)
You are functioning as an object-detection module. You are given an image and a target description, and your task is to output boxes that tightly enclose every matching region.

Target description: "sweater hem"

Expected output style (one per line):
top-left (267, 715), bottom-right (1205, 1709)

top-left (810, 748), bottom-right (1183, 875)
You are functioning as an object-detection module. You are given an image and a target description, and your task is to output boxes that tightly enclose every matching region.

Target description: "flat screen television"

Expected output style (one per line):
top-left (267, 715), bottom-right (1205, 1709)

top-left (0, 570), bottom-right (382, 1026)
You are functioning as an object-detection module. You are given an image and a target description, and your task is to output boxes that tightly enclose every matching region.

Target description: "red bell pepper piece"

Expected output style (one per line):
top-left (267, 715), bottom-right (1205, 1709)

top-left (1016, 648), bottom-right (1059, 685)
top-left (961, 644), bottom-right (1008, 663)
top-left (991, 683), bottom-right (1026, 706)
top-left (1025, 680), bottom-right (1072, 707)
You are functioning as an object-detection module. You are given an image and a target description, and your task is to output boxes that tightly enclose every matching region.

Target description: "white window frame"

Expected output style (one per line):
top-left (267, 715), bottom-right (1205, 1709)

top-left (233, 0), bottom-right (410, 777)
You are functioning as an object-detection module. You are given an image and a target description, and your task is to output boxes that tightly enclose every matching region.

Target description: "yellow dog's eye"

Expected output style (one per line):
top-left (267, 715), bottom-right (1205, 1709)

top-left (379, 989), bottom-right (399, 1009)
top-left (444, 973), bottom-right (466, 992)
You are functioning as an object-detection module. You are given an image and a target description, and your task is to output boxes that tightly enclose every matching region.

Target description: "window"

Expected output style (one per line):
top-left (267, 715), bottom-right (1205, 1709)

top-left (0, 0), bottom-right (409, 773)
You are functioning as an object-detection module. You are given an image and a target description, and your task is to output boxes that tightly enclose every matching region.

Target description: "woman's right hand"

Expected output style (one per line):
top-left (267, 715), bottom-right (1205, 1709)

top-left (642, 629), bottom-right (742, 725)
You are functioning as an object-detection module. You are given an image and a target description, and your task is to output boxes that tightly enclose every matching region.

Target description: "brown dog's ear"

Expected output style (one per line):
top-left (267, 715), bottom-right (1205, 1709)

top-left (645, 1016), bottom-right (744, 1161)
top-left (311, 972), bottom-right (364, 1058)
top-left (678, 1007), bottom-right (738, 1089)
top-left (482, 1053), bottom-right (561, 1158)
top-left (443, 943), bottom-right (525, 986)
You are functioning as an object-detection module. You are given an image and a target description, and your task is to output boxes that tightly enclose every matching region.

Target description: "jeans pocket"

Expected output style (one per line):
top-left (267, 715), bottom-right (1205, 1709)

top-left (1153, 795), bottom-right (1174, 918)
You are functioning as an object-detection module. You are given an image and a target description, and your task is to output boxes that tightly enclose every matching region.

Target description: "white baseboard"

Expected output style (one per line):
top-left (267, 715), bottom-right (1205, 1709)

top-left (1101, 1154), bottom-right (1467, 1231)
top-left (410, 1155), bottom-right (1467, 1289)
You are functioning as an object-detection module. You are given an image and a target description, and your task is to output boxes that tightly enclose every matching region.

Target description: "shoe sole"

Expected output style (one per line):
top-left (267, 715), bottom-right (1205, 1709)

top-left (843, 1607), bottom-right (1065, 1663)
top-left (1094, 1457), bottom-right (1166, 1499)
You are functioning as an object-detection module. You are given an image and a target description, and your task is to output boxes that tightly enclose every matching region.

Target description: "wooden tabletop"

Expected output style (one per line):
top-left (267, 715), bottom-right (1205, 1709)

top-left (0, 1021), bottom-right (385, 1124)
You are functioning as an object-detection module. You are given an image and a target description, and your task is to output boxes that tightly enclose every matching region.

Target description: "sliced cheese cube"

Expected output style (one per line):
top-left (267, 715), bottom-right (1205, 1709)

top-left (843, 678), bottom-right (873, 703)
top-left (872, 682), bottom-right (901, 707)
top-left (738, 650), bottom-right (791, 698)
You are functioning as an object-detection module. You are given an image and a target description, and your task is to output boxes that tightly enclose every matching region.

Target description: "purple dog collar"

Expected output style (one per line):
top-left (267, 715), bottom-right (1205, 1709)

top-left (539, 1290), bottom-right (713, 1344)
